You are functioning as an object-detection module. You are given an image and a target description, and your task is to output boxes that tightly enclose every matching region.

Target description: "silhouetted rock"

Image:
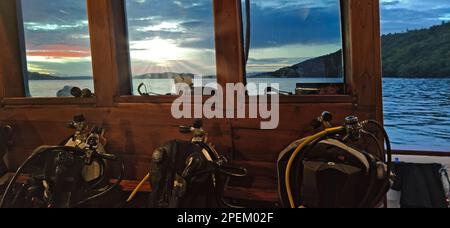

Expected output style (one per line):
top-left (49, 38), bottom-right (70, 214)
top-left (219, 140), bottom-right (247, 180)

top-left (251, 50), bottom-right (343, 78)
top-left (134, 72), bottom-right (195, 79)
top-left (28, 72), bottom-right (61, 80)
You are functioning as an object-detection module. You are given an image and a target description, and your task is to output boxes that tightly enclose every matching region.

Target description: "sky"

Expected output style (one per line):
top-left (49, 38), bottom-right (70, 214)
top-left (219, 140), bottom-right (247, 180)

top-left (19, 0), bottom-right (450, 77)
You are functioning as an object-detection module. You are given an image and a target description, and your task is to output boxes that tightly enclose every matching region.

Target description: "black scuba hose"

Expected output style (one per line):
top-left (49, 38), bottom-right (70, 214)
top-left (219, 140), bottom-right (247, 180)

top-left (358, 130), bottom-right (387, 208)
top-left (197, 142), bottom-right (247, 208)
top-left (1, 146), bottom-right (50, 208)
top-left (357, 122), bottom-right (392, 208)
top-left (0, 146), bottom-right (81, 208)
top-left (362, 120), bottom-right (393, 208)
top-left (357, 152), bottom-right (379, 208)
top-left (10, 184), bottom-right (26, 208)
top-left (362, 130), bottom-right (386, 163)
top-left (69, 157), bottom-right (125, 208)
top-left (369, 177), bottom-right (391, 208)
top-left (365, 120), bottom-right (392, 169)
top-left (0, 145), bottom-right (124, 208)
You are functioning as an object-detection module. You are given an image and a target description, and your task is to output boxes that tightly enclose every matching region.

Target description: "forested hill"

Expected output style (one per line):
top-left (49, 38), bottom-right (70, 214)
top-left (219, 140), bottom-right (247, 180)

top-left (382, 21), bottom-right (450, 77)
top-left (251, 21), bottom-right (450, 78)
top-left (250, 50), bottom-right (343, 78)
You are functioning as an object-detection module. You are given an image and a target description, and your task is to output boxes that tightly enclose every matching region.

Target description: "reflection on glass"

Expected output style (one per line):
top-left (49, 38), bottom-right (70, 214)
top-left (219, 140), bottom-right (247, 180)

top-left (21, 0), bottom-right (94, 97)
top-left (243, 0), bottom-right (345, 94)
top-left (126, 0), bottom-right (217, 95)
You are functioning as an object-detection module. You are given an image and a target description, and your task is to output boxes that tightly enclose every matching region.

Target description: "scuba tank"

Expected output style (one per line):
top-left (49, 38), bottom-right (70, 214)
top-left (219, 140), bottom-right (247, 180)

top-left (278, 112), bottom-right (393, 208)
top-left (0, 115), bottom-right (124, 208)
top-left (127, 119), bottom-right (247, 208)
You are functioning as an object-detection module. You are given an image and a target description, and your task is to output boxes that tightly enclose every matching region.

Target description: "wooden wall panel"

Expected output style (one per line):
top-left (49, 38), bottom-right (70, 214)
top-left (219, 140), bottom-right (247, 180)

top-left (0, 102), bottom-right (371, 199)
top-left (0, 102), bottom-right (369, 167)
top-left (0, 0), bottom-right (27, 98)
top-left (213, 0), bottom-right (246, 87)
top-left (87, 0), bottom-right (132, 105)
top-left (346, 0), bottom-right (383, 121)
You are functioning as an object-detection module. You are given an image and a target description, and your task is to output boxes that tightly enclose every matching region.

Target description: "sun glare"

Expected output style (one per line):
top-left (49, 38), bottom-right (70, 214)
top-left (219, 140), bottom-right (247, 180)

top-left (129, 38), bottom-right (187, 62)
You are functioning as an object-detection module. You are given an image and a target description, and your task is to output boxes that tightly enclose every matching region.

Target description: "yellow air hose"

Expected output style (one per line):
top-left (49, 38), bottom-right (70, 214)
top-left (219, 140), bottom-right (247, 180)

top-left (285, 126), bottom-right (344, 208)
top-left (127, 173), bottom-right (150, 203)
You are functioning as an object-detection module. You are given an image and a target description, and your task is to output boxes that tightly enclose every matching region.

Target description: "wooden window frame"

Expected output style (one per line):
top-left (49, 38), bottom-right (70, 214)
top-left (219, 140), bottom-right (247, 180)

top-left (115, 0), bottom-right (355, 104)
top-left (0, 0), bottom-right (28, 100)
top-left (237, 0), bottom-right (350, 97)
top-left (0, 0), bottom-right (382, 110)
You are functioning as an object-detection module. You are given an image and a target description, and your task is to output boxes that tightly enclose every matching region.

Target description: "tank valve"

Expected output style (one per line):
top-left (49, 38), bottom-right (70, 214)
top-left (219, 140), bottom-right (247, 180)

top-left (345, 116), bottom-right (363, 140)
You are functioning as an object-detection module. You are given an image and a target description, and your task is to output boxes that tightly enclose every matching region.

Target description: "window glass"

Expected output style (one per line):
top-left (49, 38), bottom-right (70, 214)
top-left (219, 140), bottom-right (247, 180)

top-left (21, 0), bottom-right (94, 97)
top-left (126, 0), bottom-right (217, 95)
top-left (380, 0), bottom-right (450, 152)
top-left (243, 0), bottom-right (345, 95)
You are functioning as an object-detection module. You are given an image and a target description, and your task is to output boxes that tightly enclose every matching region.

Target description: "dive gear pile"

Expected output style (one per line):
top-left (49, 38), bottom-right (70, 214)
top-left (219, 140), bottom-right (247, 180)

top-left (1, 112), bottom-right (395, 208)
top-left (70, 87), bottom-right (94, 98)
top-left (278, 112), bottom-right (392, 208)
top-left (0, 115), bottom-right (124, 208)
top-left (143, 119), bottom-right (247, 208)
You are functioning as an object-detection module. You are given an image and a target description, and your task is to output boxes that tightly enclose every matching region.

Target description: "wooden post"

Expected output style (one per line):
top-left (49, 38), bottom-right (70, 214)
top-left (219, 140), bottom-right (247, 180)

top-left (345, 0), bottom-right (383, 121)
top-left (0, 0), bottom-right (27, 98)
top-left (213, 0), bottom-right (246, 88)
top-left (87, 0), bottom-right (132, 106)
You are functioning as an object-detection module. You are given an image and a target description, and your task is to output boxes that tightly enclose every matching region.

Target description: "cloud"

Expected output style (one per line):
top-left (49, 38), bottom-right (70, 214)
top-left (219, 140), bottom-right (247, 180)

top-left (247, 1), bottom-right (343, 49)
top-left (27, 57), bottom-right (93, 76)
top-left (27, 44), bottom-right (91, 58)
top-left (380, 0), bottom-right (450, 34)
top-left (250, 0), bottom-right (337, 10)
top-left (381, 0), bottom-right (401, 7)
top-left (22, 0), bottom-right (450, 77)
top-left (21, 0), bottom-right (92, 76)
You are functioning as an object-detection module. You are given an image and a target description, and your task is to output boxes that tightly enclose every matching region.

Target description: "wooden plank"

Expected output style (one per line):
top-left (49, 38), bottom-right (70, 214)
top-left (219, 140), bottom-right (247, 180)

top-left (109, 0), bottom-right (133, 96)
top-left (213, 0), bottom-right (246, 87)
top-left (229, 103), bottom-right (365, 130)
top-left (232, 129), bottom-right (300, 162)
top-left (2, 97), bottom-right (96, 106)
top-left (342, 0), bottom-right (353, 96)
top-left (346, 0), bottom-right (382, 117)
top-left (230, 161), bottom-right (278, 190)
top-left (0, 103), bottom-right (363, 138)
top-left (0, 103), bottom-right (373, 162)
top-left (0, 0), bottom-right (27, 98)
top-left (224, 187), bottom-right (279, 203)
top-left (87, 0), bottom-right (132, 106)
top-left (371, 0), bottom-right (384, 123)
top-left (116, 95), bottom-right (353, 104)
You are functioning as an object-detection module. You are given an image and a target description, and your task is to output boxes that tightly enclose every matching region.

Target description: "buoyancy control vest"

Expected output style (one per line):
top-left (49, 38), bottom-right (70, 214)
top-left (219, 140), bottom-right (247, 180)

top-left (278, 112), bottom-right (392, 208)
top-left (148, 120), bottom-right (247, 208)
